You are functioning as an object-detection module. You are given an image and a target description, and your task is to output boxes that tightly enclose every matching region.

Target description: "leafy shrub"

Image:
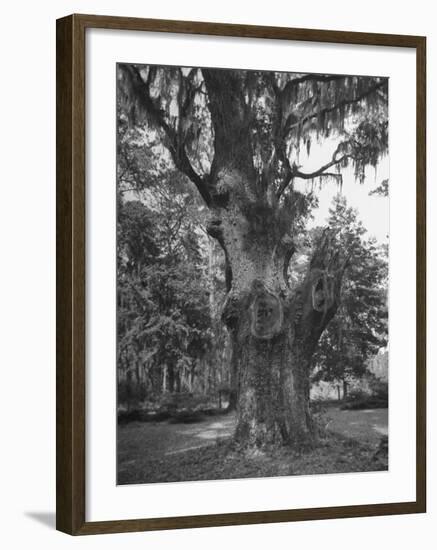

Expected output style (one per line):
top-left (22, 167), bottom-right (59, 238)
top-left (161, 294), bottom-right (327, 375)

top-left (340, 378), bottom-right (388, 410)
top-left (346, 388), bottom-right (368, 402)
top-left (369, 379), bottom-right (388, 400)
top-left (341, 397), bottom-right (387, 410)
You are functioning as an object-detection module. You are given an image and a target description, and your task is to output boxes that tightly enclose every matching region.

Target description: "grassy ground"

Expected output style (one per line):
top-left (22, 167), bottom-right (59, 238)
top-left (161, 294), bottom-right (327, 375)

top-left (324, 408), bottom-right (388, 444)
top-left (117, 407), bottom-right (388, 485)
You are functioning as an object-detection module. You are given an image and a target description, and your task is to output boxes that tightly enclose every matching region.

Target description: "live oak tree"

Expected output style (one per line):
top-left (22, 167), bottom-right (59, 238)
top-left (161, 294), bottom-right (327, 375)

top-left (118, 64), bottom-right (388, 448)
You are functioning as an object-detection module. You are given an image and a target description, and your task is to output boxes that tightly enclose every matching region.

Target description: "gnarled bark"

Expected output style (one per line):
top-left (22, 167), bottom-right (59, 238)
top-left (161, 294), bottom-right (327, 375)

top-left (216, 202), bottom-right (347, 448)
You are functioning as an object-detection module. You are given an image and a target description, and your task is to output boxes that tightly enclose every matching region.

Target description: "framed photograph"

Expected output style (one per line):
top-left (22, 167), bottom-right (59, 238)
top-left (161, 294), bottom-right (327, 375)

top-left (56, 14), bottom-right (426, 535)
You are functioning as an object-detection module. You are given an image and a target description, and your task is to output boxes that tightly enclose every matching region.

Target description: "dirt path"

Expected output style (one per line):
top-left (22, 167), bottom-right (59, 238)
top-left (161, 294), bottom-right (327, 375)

top-left (118, 407), bottom-right (388, 479)
top-left (117, 413), bottom-right (236, 477)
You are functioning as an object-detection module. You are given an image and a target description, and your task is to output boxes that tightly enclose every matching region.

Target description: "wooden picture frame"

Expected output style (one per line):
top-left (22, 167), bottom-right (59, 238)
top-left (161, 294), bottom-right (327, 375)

top-left (56, 13), bottom-right (426, 535)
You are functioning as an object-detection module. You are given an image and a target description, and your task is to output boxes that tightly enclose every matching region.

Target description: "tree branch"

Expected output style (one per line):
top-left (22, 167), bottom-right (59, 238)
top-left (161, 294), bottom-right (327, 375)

top-left (287, 80), bottom-right (387, 133)
top-left (276, 172), bottom-right (294, 200)
top-left (280, 74), bottom-right (347, 101)
top-left (293, 230), bottom-right (351, 354)
top-left (270, 76), bottom-right (347, 199)
top-left (201, 68), bottom-right (254, 175)
top-left (283, 241), bottom-right (296, 288)
top-left (291, 140), bottom-right (351, 181)
top-left (292, 156), bottom-right (349, 180)
top-left (272, 77), bottom-right (386, 198)
top-left (119, 64), bottom-right (212, 206)
top-left (265, 74), bottom-right (295, 200)
top-left (205, 217), bottom-right (233, 291)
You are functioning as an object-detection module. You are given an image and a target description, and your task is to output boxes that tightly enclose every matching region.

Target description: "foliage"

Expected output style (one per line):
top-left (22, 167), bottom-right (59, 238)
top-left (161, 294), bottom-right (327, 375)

top-left (117, 64), bottom-right (388, 222)
top-left (312, 195), bottom-right (388, 387)
top-left (117, 172), bottom-right (215, 406)
top-left (369, 178), bottom-right (389, 197)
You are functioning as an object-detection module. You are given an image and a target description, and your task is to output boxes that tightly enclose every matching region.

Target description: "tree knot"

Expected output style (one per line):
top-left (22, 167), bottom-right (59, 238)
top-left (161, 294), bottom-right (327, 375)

top-left (250, 282), bottom-right (283, 340)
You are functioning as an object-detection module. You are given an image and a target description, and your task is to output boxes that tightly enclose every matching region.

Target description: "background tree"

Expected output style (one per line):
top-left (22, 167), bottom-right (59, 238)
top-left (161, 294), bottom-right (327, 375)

top-left (116, 164), bottom-right (216, 408)
top-left (117, 64), bottom-right (388, 448)
top-left (311, 195), bottom-right (388, 398)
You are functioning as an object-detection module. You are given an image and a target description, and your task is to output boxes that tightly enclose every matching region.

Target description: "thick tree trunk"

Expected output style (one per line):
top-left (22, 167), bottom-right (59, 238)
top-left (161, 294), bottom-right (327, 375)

top-left (208, 185), bottom-right (346, 449)
top-left (223, 269), bottom-right (328, 448)
top-left (231, 319), bottom-right (314, 447)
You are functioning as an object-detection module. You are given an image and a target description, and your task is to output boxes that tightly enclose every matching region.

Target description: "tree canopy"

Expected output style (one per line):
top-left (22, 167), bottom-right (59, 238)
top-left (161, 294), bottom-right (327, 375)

top-left (117, 65), bottom-right (388, 212)
top-left (311, 195), bottom-right (388, 390)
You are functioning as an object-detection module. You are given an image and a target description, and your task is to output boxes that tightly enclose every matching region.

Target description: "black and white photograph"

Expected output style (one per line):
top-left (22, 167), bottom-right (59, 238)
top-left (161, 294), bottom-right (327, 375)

top-left (0, 0), bottom-right (431, 544)
top-left (116, 63), bottom-right (389, 485)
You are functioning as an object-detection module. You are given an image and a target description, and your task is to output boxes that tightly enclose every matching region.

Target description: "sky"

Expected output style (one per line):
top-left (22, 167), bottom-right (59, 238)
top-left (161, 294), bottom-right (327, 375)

top-left (293, 138), bottom-right (389, 244)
